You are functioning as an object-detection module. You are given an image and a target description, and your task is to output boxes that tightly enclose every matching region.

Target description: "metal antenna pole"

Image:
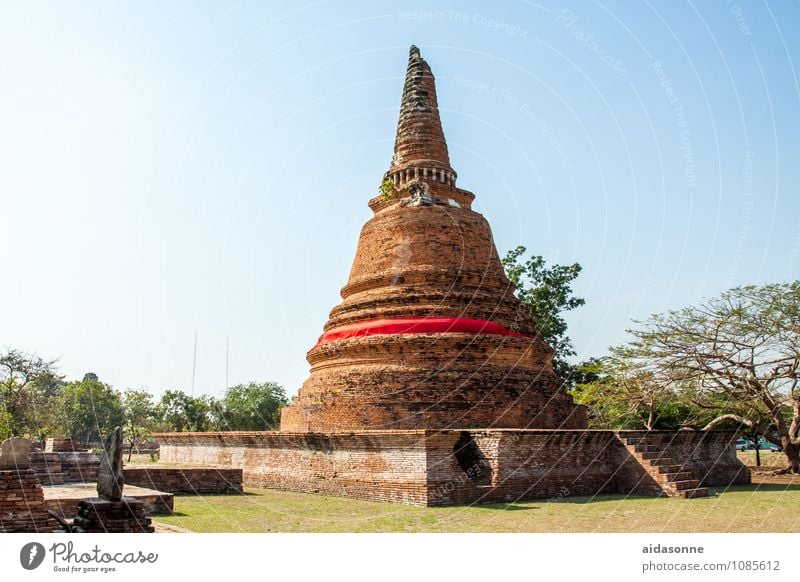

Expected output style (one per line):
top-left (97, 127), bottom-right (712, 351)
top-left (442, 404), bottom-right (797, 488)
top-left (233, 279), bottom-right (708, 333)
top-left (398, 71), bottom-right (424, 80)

top-left (191, 332), bottom-right (198, 396)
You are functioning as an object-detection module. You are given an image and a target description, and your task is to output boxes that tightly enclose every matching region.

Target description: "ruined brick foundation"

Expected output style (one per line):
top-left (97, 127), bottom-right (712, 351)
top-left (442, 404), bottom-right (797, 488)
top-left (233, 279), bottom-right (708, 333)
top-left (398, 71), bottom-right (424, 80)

top-left (157, 430), bottom-right (750, 506)
top-left (0, 469), bottom-right (60, 532)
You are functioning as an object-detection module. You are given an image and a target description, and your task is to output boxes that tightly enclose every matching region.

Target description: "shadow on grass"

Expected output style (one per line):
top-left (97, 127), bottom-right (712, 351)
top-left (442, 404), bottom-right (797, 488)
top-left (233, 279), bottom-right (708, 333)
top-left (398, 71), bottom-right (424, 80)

top-left (471, 493), bottom-right (650, 509)
top-left (715, 483), bottom-right (800, 493)
top-left (179, 490), bottom-right (260, 498)
top-left (476, 503), bottom-right (539, 511)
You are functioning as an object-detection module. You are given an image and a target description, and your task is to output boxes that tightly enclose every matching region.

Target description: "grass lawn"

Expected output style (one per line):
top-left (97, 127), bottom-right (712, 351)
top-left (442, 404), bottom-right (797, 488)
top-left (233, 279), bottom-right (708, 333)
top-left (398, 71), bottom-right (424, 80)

top-left (155, 480), bottom-right (799, 533)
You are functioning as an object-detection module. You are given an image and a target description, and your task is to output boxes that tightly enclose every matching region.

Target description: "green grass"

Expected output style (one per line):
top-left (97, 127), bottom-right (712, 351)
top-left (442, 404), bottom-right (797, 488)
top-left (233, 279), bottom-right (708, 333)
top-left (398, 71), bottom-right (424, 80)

top-left (155, 483), bottom-right (800, 533)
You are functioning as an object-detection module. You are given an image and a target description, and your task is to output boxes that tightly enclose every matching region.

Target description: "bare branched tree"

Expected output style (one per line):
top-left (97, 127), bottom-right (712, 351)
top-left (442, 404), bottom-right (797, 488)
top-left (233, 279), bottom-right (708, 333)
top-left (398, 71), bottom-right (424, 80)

top-left (625, 282), bottom-right (800, 473)
top-left (573, 351), bottom-right (677, 430)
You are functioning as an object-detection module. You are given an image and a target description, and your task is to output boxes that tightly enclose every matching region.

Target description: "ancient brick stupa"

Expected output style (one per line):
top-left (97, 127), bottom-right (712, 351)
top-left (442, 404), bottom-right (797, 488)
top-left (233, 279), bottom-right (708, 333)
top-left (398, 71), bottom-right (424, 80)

top-left (280, 45), bottom-right (587, 432)
top-left (158, 47), bottom-right (749, 506)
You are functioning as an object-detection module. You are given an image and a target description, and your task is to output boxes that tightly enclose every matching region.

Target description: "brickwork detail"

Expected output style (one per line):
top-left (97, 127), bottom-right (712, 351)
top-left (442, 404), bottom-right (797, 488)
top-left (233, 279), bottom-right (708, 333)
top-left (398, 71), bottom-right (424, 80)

top-left (0, 469), bottom-right (59, 532)
top-left (45, 437), bottom-right (85, 453)
top-left (31, 451), bottom-right (100, 484)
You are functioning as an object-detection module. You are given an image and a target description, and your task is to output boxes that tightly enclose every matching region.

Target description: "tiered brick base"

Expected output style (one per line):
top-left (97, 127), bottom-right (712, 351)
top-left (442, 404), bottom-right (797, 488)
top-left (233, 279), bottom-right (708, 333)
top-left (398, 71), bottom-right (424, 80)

top-left (30, 452), bottom-right (65, 485)
top-left (72, 498), bottom-right (154, 533)
top-left (156, 429), bottom-right (750, 506)
top-left (45, 437), bottom-right (84, 453)
top-left (0, 469), bottom-right (59, 532)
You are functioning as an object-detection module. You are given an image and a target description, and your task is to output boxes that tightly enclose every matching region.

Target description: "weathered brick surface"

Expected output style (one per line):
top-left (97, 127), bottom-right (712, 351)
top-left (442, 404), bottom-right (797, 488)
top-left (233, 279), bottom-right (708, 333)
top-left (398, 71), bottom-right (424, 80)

top-left (158, 431), bottom-right (432, 505)
top-left (156, 430), bottom-right (749, 506)
top-left (389, 45), bottom-right (454, 182)
top-left (29, 451), bottom-right (65, 485)
top-left (30, 450), bottom-right (100, 485)
top-left (45, 437), bottom-right (85, 453)
top-left (124, 466), bottom-right (243, 495)
top-left (59, 452), bottom-right (101, 483)
top-left (0, 469), bottom-right (59, 532)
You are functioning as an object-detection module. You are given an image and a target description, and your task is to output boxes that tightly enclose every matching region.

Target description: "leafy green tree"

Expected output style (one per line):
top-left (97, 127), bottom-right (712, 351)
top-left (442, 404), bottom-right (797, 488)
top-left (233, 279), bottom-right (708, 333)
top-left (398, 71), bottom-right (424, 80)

top-left (0, 348), bottom-right (63, 437)
top-left (56, 374), bottom-right (124, 446)
top-left (620, 282), bottom-right (800, 473)
top-left (122, 389), bottom-right (158, 461)
top-left (214, 382), bottom-right (288, 431)
top-left (156, 390), bottom-right (213, 432)
top-left (0, 409), bottom-right (12, 441)
top-left (502, 246), bottom-right (585, 383)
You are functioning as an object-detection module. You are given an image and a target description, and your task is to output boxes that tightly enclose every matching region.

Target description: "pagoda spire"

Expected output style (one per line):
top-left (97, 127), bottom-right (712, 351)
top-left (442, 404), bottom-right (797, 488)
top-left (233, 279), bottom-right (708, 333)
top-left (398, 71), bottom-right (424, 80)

top-left (387, 45), bottom-right (457, 188)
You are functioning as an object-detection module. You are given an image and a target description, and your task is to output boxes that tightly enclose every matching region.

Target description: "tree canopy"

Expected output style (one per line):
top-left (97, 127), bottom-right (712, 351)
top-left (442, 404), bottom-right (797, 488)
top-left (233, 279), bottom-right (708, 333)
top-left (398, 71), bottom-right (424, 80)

top-left (0, 348), bottom-right (63, 438)
top-left (213, 382), bottom-right (288, 431)
top-left (502, 246), bottom-right (585, 383)
top-left (56, 376), bottom-right (125, 445)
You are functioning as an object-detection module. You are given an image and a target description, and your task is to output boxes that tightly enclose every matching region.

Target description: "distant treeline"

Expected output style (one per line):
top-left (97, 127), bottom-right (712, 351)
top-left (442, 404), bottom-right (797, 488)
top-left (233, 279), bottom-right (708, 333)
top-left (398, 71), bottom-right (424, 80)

top-left (0, 348), bottom-right (288, 447)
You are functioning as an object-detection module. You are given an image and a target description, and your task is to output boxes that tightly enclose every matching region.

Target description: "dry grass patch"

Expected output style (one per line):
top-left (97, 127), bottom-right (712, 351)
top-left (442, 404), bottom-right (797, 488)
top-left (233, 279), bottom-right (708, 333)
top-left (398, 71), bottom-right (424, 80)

top-left (737, 450), bottom-right (788, 469)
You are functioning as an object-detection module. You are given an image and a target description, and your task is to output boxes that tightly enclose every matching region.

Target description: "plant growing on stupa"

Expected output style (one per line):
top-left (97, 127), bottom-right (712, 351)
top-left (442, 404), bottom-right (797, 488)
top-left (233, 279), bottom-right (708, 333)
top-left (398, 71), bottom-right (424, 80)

top-left (378, 177), bottom-right (396, 201)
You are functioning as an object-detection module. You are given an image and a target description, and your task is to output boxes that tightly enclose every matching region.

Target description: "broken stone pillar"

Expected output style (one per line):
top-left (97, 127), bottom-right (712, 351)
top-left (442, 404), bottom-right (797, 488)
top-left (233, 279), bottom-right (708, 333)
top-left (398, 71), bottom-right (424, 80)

top-left (72, 427), bottom-right (153, 533)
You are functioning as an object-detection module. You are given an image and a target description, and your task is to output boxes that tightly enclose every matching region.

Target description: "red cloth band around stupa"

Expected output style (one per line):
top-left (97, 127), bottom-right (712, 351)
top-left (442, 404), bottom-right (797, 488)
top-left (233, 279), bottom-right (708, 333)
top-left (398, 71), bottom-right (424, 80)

top-left (309, 317), bottom-right (530, 353)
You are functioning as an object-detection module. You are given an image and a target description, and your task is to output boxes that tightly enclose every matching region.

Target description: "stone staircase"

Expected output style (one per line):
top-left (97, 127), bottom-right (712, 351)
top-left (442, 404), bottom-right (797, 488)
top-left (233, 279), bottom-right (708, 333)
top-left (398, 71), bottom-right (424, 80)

top-left (620, 434), bottom-right (709, 499)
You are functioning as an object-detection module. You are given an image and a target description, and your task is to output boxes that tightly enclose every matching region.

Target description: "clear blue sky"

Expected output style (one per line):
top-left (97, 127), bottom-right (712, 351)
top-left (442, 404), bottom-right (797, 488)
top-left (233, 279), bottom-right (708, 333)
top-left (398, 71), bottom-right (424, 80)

top-left (2, 1), bottom-right (798, 399)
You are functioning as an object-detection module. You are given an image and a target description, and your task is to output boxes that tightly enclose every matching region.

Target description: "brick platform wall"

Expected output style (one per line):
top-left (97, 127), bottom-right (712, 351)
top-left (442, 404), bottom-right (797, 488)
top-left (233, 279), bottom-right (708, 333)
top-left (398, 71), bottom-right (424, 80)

top-left (125, 466), bottom-right (243, 494)
top-left (45, 437), bottom-right (85, 453)
top-left (156, 430), bottom-right (749, 506)
top-left (158, 431), bottom-right (432, 505)
top-left (425, 431), bottom-right (620, 505)
top-left (29, 452), bottom-right (65, 485)
top-left (59, 452), bottom-right (101, 483)
top-left (0, 469), bottom-right (59, 532)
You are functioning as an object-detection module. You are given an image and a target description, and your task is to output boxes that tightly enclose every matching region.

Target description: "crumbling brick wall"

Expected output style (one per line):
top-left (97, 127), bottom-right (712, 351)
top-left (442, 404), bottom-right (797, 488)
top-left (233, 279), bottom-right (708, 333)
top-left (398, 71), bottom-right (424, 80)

top-left (0, 469), bottom-right (58, 532)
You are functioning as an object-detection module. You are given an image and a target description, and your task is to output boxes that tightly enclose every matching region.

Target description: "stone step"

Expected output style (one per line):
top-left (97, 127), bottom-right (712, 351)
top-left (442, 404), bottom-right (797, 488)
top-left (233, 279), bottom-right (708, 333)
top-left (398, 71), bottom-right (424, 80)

top-left (639, 451), bottom-right (672, 460)
top-left (648, 457), bottom-right (678, 467)
top-left (634, 445), bottom-right (662, 453)
top-left (660, 471), bottom-right (694, 483)
top-left (650, 464), bottom-right (683, 474)
top-left (676, 487), bottom-right (709, 499)
top-left (668, 479), bottom-right (701, 491)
